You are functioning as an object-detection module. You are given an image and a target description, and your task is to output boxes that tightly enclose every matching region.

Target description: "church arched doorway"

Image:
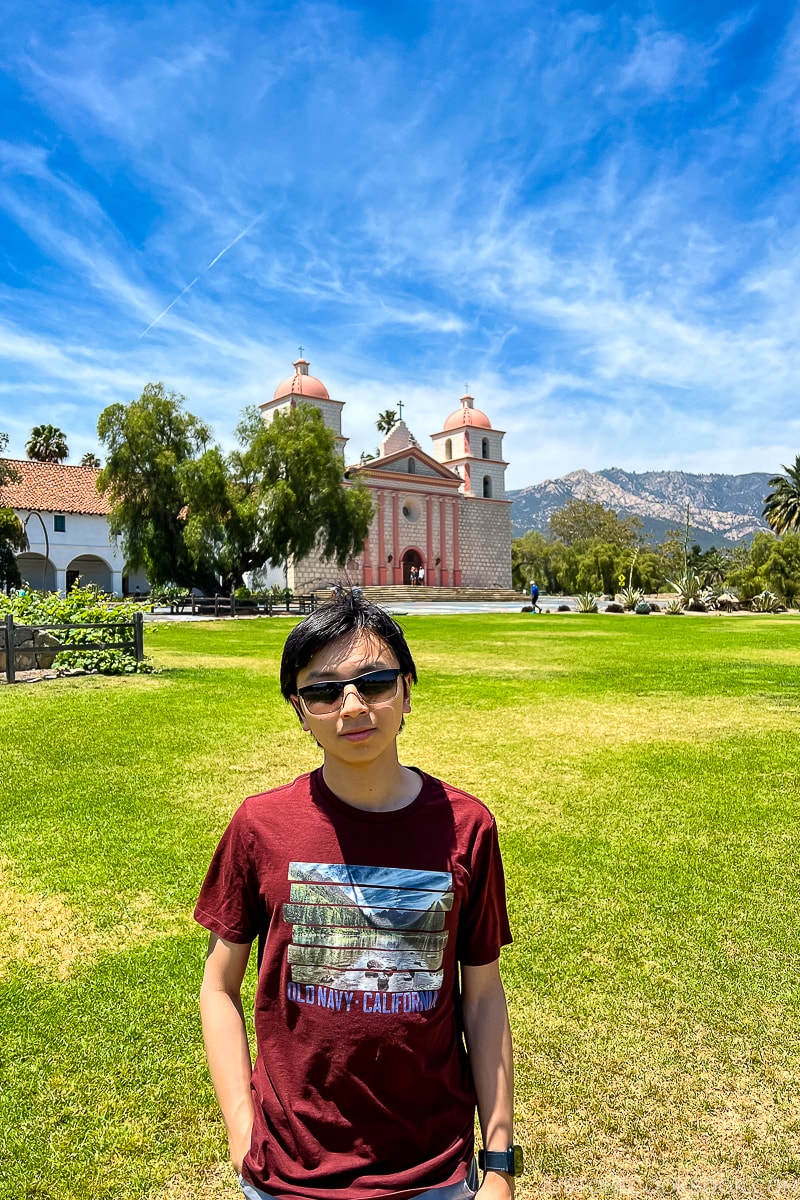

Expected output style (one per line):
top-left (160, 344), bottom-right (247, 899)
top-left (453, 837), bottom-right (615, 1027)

top-left (401, 548), bottom-right (423, 584)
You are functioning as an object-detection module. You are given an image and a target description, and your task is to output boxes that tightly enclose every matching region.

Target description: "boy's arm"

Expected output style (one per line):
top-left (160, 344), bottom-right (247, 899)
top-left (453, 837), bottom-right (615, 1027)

top-left (461, 959), bottom-right (515, 1200)
top-left (200, 933), bottom-right (255, 1175)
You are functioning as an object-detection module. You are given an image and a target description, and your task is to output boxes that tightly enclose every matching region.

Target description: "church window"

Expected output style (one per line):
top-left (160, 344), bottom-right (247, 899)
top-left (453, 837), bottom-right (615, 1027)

top-left (445, 439), bottom-right (452, 460)
top-left (482, 437), bottom-right (490, 459)
top-left (402, 497), bottom-right (422, 523)
top-left (482, 476), bottom-right (492, 498)
top-left (54, 514), bottom-right (66, 532)
top-left (408, 458), bottom-right (416, 474)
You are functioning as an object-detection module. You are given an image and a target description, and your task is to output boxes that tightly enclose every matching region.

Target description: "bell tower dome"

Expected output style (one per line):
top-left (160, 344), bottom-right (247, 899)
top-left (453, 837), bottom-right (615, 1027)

top-left (430, 393), bottom-right (507, 499)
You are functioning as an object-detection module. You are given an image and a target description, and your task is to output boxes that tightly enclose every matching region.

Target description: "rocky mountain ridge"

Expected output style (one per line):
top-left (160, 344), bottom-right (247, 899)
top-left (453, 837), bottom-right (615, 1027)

top-left (509, 468), bottom-right (773, 545)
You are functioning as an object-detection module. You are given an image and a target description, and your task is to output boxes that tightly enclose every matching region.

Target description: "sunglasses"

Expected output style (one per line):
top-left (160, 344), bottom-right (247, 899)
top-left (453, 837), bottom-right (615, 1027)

top-left (296, 668), bottom-right (402, 715)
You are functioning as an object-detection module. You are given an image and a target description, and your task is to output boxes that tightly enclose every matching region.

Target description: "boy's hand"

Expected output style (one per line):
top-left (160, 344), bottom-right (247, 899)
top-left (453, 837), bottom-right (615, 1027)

top-left (229, 1117), bottom-right (254, 1176)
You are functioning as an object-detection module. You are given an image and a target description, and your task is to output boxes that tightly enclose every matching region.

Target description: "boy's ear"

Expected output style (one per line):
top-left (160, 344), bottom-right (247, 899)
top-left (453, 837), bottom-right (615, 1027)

top-left (402, 675), bottom-right (412, 714)
top-left (291, 696), bottom-right (310, 731)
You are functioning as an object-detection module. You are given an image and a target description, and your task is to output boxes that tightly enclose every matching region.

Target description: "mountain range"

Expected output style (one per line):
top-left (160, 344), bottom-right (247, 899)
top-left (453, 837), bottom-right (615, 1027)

top-left (508, 469), bottom-right (773, 548)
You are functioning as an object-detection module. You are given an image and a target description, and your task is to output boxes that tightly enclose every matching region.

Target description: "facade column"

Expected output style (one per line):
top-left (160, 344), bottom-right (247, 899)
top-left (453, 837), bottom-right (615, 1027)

top-left (55, 568), bottom-right (67, 597)
top-left (392, 493), bottom-right (401, 584)
top-left (439, 498), bottom-right (449, 586)
top-left (362, 527), bottom-right (372, 586)
top-left (425, 497), bottom-right (433, 585)
top-left (111, 569), bottom-right (123, 598)
top-left (452, 500), bottom-right (462, 587)
top-left (377, 491), bottom-right (387, 585)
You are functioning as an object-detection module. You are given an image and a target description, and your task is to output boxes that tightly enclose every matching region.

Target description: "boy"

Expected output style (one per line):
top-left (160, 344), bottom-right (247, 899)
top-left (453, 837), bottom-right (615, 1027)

top-left (196, 596), bottom-right (520, 1200)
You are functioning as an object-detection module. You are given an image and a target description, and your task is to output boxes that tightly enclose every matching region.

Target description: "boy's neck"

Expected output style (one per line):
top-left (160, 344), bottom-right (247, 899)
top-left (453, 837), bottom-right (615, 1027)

top-left (321, 757), bottom-right (422, 812)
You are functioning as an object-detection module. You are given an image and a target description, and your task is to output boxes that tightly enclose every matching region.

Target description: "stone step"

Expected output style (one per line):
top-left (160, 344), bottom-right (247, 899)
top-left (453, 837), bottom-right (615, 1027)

top-left (358, 585), bottom-right (522, 604)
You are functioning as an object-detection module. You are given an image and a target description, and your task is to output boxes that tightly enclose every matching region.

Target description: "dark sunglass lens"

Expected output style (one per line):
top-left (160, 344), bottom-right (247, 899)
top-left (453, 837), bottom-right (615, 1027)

top-left (357, 670), bottom-right (399, 700)
top-left (303, 682), bottom-right (344, 710)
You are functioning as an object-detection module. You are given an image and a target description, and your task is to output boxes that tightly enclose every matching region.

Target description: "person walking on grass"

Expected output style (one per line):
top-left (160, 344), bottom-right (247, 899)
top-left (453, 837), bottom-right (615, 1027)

top-left (529, 581), bottom-right (541, 613)
top-left (196, 595), bottom-right (521, 1200)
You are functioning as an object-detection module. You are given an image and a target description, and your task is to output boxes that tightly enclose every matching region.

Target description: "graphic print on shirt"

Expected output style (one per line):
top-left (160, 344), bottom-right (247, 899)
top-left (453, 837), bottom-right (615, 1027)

top-left (283, 861), bottom-right (452, 997)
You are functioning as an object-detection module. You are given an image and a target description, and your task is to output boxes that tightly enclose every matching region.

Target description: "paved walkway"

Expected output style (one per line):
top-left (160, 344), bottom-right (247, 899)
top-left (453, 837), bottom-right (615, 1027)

top-left (146, 598), bottom-right (576, 619)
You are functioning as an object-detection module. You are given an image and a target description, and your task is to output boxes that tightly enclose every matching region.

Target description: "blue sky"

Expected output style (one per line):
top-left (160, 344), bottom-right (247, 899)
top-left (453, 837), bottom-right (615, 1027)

top-left (1, 0), bottom-right (799, 489)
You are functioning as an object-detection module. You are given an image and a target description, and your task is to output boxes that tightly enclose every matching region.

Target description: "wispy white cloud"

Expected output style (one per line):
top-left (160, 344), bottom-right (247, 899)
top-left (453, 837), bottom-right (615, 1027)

top-left (0, 0), bottom-right (798, 489)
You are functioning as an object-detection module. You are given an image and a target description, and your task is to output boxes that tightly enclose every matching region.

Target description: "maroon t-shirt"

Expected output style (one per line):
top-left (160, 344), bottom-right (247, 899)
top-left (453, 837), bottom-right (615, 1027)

top-left (195, 767), bottom-right (512, 1200)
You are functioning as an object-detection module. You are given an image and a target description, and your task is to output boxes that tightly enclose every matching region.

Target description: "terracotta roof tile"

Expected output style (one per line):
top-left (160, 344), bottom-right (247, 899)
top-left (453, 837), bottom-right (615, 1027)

top-left (0, 460), bottom-right (111, 515)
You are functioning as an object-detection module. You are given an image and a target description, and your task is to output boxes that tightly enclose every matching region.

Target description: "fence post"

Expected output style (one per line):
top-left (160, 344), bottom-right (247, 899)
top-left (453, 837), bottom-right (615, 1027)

top-left (231, 592), bottom-right (236, 618)
top-left (4, 613), bottom-right (15, 684)
top-left (133, 610), bottom-right (144, 662)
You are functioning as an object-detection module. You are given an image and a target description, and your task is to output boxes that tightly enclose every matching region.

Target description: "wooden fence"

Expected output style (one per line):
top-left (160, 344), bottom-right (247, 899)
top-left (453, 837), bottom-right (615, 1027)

top-left (1, 611), bottom-right (144, 684)
top-left (166, 593), bottom-right (318, 617)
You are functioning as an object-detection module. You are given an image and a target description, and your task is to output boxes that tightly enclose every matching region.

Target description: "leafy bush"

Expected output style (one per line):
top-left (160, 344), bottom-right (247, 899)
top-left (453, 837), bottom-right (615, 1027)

top-left (53, 649), bottom-right (158, 675)
top-left (634, 600), bottom-right (652, 615)
top-left (151, 584), bottom-right (191, 607)
top-left (576, 592), bottom-right (598, 613)
top-left (234, 585), bottom-right (252, 599)
top-left (0, 585), bottom-right (153, 674)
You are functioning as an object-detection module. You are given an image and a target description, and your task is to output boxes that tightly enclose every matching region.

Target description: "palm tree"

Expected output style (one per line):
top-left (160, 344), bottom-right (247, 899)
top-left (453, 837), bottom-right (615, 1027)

top-left (376, 410), bottom-right (398, 435)
top-left (80, 451), bottom-right (101, 468)
top-left (763, 455), bottom-right (800, 535)
top-left (26, 424), bottom-right (69, 463)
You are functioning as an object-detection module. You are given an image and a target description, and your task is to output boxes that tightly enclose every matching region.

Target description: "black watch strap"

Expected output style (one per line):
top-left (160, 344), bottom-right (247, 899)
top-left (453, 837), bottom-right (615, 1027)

top-left (478, 1146), bottom-right (524, 1176)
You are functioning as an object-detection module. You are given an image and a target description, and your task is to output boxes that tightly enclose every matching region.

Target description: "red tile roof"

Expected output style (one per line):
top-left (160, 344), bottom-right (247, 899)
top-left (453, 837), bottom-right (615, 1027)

top-left (0, 460), bottom-right (111, 515)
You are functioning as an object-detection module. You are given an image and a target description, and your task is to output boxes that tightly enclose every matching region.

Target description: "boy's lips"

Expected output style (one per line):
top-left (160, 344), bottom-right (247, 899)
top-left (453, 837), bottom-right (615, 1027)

top-left (340, 726), bottom-right (374, 742)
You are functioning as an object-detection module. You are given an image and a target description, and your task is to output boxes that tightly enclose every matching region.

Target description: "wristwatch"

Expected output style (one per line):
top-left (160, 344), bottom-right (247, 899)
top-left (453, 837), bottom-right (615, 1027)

top-left (478, 1146), bottom-right (524, 1176)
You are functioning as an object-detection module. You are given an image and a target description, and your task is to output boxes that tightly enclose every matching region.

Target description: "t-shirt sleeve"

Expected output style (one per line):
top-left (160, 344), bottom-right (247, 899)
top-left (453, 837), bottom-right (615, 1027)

top-left (457, 813), bottom-right (513, 966)
top-left (194, 802), bottom-right (264, 944)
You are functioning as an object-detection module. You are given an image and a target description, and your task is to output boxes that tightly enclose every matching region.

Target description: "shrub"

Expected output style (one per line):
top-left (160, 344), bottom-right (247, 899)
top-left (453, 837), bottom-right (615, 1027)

top-left (54, 649), bottom-right (158, 675)
top-left (0, 585), bottom-right (153, 675)
top-left (151, 584), bottom-right (191, 607)
top-left (576, 593), bottom-right (598, 613)
top-left (664, 599), bottom-right (684, 615)
top-left (557, 604), bottom-right (571, 612)
top-left (649, 601), bottom-right (660, 612)
top-left (605, 602), bottom-right (624, 613)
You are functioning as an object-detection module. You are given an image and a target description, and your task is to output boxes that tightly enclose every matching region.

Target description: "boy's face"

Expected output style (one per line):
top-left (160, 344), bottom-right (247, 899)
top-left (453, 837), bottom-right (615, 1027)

top-left (292, 631), bottom-right (412, 768)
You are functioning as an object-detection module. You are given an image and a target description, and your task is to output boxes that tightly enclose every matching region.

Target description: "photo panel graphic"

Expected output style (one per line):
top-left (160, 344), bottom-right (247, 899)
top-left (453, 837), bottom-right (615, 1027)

top-left (284, 862), bottom-right (453, 993)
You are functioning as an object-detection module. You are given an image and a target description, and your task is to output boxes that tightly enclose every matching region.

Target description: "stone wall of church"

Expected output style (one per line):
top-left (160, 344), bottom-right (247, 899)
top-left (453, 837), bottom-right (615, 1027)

top-left (456, 497), bottom-right (513, 588)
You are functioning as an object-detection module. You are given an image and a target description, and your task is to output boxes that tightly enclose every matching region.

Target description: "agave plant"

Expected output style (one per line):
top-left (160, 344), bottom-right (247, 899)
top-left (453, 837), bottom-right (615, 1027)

top-left (750, 590), bottom-right (783, 613)
top-left (576, 592), bottom-right (598, 613)
top-left (666, 570), bottom-right (713, 609)
top-left (663, 598), bottom-right (684, 615)
top-left (619, 585), bottom-right (645, 611)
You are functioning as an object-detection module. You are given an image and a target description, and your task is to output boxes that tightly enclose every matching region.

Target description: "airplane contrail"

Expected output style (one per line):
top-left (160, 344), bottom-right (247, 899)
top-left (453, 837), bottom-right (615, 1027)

top-left (139, 212), bottom-right (264, 338)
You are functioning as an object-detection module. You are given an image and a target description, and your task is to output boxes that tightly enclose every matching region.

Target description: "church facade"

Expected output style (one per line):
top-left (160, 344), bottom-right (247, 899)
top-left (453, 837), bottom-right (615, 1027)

top-left (260, 359), bottom-right (512, 590)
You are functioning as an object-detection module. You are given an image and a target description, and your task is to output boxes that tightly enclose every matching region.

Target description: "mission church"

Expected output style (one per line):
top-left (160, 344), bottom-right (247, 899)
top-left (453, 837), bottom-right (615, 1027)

top-left (263, 358), bottom-right (512, 591)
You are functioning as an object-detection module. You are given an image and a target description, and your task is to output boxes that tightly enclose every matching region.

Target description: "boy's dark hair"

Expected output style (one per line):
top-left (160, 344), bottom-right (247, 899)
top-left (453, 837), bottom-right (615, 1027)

top-left (280, 595), bottom-right (418, 700)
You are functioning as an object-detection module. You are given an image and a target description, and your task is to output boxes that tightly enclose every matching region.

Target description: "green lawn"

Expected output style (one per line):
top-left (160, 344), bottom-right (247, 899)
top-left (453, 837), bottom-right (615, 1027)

top-left (2, 612), bottom-right (799, 1199)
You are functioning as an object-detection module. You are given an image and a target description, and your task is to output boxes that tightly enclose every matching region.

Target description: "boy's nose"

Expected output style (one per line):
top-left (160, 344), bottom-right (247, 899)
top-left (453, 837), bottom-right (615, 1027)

top-left (340, 684), bottom-right (369, 713)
